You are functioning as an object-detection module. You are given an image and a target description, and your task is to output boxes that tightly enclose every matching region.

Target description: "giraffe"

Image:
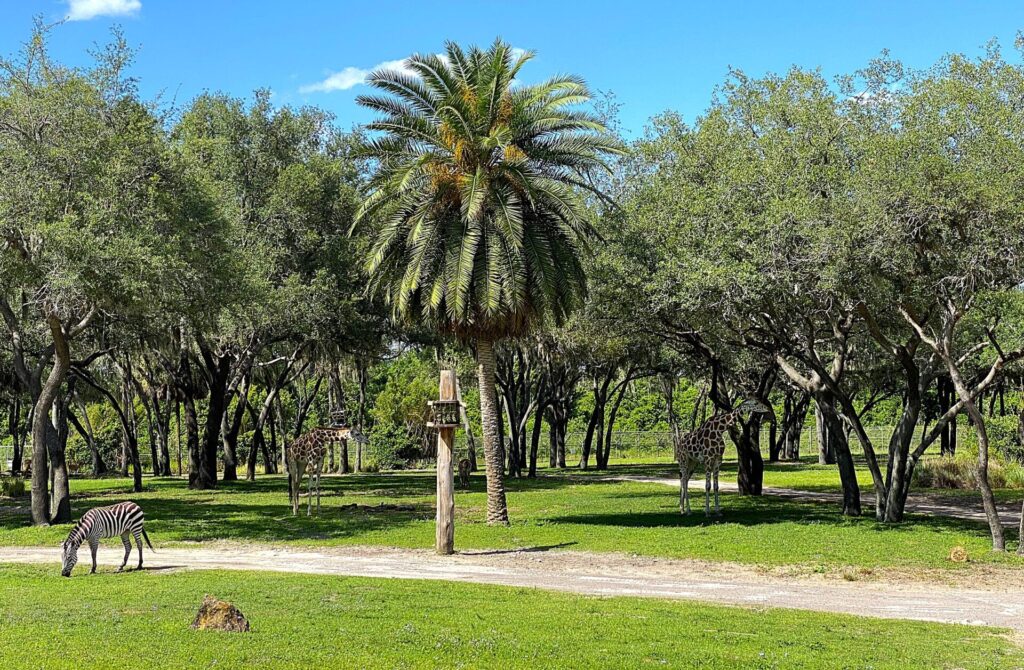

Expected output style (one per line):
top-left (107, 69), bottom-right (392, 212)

top-left (286, 426), bottom-right (364, 516)
top-left (674, 399), bottom-right (772, 517)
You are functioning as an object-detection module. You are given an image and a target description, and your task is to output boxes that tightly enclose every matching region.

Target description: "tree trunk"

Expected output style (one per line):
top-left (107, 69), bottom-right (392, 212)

top-left (880, 396), bottom-right (921, 523)
top-left (76, 367), bottom-right (144, 493)
top-left (200, 352), bottom-right (230, 487)
top-left (581, 372), bottom-right (613, 470)
top-left (48, 387), bottom-right (72, 523)
top-left (8, 396), bottom-right (23, 474)
top-left (816, 401), bottom-right (836, 465)
top-left (183, 393), bottom-right (209, 489)
top-left (31, 314), bottom-right (73, 525)
top-left (175, 400), bottom-right (183, 477)
top-left (732, 416), bottom-right (765, 496)
top-left (556, 414), bottom-right (567, 468)
top-left (247, 387), bottom-right (283, 480)
top-left (140, 394), bottom-right (159, 477)
top-left (157, 386), bottom-right (173, 476)
top-left (580, 405), bottom-right (600, 470)
top-left (939, 376), bottom-right (955, 456)
top-left (529, 400), bottom-right (544, 477)
top-left (70, 400), bottom-right (106, 476)
top-left (222, 373), bottom-right (250, 482)
top-left (598, 375), bottom-right (632, 470)
top-left (817, 393), bottom-right (861, 516)
top-left (782, 393), bottom-right (809, 460)
top-left (476, 339), bottom-right (509, 525)
top-left (357, 360), bottom-right (369, 472)
top-left (947, 362), bottom-right (1005, 550)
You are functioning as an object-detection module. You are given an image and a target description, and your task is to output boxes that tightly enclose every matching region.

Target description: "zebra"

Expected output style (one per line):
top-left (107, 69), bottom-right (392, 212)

top-left (60, 501), bottom-right (154, 577)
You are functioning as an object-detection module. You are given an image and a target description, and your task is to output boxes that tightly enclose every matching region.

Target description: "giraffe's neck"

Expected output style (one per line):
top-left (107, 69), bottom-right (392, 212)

top-left (706, 409), bottom-right (743, 438)
top-left (316, 427), bottom-right (350, 441)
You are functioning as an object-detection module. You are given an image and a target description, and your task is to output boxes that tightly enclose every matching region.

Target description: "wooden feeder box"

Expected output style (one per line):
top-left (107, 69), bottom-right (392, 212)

top-left (329, 408), bottom-right (349, 427)
top-left (427, 400), bottom-right (461, 429)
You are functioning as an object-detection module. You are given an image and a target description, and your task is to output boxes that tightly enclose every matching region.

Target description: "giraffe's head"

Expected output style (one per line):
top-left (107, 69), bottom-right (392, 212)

top-left (736, 399), bottom-right (772, 418)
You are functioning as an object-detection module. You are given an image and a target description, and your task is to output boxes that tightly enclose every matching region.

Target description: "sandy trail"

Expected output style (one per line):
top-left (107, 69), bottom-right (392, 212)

top-left (3, 543), bottom-right (1023, 632)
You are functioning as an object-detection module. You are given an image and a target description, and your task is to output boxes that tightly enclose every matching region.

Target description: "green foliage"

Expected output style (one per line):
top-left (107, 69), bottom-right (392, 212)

top-left (65, 403), bottom-right (121, 471)
top-left (366, 349), bottom-right (437, 467)
top-left (365, 422), bottom-right (413, 471)
top-left (355, 39), bottom-right (621, 341)
top-left (172, 90), bottom-right (368, 344)
top-left (986, 414), bottom-right (1022, 463)
top-left (0, 24), bottom-right (234, 334)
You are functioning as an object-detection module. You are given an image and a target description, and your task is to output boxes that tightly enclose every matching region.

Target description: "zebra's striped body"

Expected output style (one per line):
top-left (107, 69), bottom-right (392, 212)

top-left (60, 502), bottom-right (154, 577)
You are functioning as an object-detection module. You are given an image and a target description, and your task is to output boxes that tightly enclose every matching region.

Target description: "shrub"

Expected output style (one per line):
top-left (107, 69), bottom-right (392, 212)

top-left (1, 476), bottom-right (26, 497)
top-left (987, 414), bottom-right (1024, 463)
top-left (366, 422), bottom-right (414, 471)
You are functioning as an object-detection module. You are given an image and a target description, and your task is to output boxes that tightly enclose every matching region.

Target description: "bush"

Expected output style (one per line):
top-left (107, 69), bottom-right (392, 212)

top-left (1, 476), bottom-right (26, 497)
top-left (986, 414), bottom-right (1023, 463)
top-left (366, 422), bottom-right (415, 471)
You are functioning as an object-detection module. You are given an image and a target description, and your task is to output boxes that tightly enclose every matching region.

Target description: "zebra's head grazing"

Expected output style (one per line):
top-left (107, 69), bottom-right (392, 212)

top-left (60, 534), bottom-right (81, 577)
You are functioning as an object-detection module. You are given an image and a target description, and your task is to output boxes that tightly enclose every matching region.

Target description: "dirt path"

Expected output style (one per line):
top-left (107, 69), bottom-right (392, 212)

top-left (613, 475), bottom-right (1023, 526)
top-left (4, 543), bottom-right (1023, 632)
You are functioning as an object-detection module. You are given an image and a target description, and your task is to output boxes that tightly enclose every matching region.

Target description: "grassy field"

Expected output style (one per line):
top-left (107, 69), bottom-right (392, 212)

top-left (0, 563), bottom-right (1019, 669)
top-left (2, 462), bottom-right (1021, 570)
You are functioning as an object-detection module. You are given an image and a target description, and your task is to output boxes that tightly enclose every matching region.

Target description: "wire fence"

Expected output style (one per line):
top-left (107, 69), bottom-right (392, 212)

top-left (494, 424), bottom-right (971, 465)
top-left (0, 424), bottom-right (976, 474)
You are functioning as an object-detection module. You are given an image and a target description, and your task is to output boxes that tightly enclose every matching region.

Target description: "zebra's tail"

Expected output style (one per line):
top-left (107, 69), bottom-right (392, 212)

top-left (141, 527), bottom-right (155, 551)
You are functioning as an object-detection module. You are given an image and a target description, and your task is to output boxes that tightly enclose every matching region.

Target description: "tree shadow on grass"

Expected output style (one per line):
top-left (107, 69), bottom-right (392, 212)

top-left (548, 494), bottom-right (1003, 537)
top-left (0, 492), bottom-right (437, 543)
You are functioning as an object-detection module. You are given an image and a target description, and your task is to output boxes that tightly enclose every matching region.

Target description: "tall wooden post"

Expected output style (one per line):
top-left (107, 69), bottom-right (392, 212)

top-left (435, 370), bottom-right (456, 554)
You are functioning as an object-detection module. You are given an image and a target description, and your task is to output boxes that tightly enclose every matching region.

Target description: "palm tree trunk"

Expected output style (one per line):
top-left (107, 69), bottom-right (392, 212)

top-left (476, 338), bottom-right (509, 525)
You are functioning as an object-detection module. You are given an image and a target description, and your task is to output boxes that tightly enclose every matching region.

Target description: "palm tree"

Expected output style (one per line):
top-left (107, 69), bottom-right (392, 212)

top-left (355, 39), bottom-right (621, 524)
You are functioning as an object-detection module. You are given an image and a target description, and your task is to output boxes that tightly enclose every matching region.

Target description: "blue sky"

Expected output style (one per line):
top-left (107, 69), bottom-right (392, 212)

top-left (4, 1), bottom-right (1024, 136)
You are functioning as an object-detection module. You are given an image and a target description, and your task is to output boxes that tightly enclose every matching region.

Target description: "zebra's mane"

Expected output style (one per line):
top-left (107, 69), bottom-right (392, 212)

top-left (65, 512), bottom-right (94, 547)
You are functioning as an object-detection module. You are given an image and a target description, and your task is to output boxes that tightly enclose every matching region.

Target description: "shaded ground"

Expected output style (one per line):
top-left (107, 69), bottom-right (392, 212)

top-left (613, 474), bottom-right (1024, 526)
top-left (5, 542), bottom-right (1024, 632)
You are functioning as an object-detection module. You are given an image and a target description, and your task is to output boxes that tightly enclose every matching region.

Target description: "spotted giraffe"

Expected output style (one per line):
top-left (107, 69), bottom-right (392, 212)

top-left (674, 399), bottom-right (772, 516)
top-left (286, 426), bottom-right (364, 516)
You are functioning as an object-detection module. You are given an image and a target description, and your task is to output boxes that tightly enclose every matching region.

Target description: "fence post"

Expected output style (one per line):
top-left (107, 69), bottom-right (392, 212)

top-left (434, 369), bottom-right (457, 555)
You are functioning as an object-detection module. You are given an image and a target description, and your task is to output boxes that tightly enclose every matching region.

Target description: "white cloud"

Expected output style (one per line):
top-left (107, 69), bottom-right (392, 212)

top-left (66, 0), bottom-right (141, 21)
top-left (300, 47), bottom-right (527, 95)
top-left (300, 58), bottom-right (415, 94)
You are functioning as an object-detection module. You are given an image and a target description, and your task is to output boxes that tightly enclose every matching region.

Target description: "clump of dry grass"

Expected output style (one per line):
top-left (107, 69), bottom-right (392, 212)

top-left (911, 452), bottom-right (1023, 489)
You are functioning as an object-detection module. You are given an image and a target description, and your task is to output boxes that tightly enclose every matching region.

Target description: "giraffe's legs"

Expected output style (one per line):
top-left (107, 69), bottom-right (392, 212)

top-left (288, 458), bottom-right (299, 516)
top-left (307, 469), bottom-right (314, 517)
top-left (704, 470), bottom-right (712, 517)
top-left (679, 466), bottom-right (686, 514)
top-left (713, 470), bottom-right (721, 516)
top-left (679, 463), bottom-right (692, 515)
top-left (315, 458), bottom-right (323, 515)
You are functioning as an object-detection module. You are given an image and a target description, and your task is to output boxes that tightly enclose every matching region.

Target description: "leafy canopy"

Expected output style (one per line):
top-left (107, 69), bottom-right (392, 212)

top-left (355, 39), bottom-right (622, 341)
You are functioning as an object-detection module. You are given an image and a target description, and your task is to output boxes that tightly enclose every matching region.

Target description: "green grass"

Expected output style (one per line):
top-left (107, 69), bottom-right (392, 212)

top-left (0, 564), bottom-right (1019, 669)
top-left (2, 466), bottom-right (1022, 570)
